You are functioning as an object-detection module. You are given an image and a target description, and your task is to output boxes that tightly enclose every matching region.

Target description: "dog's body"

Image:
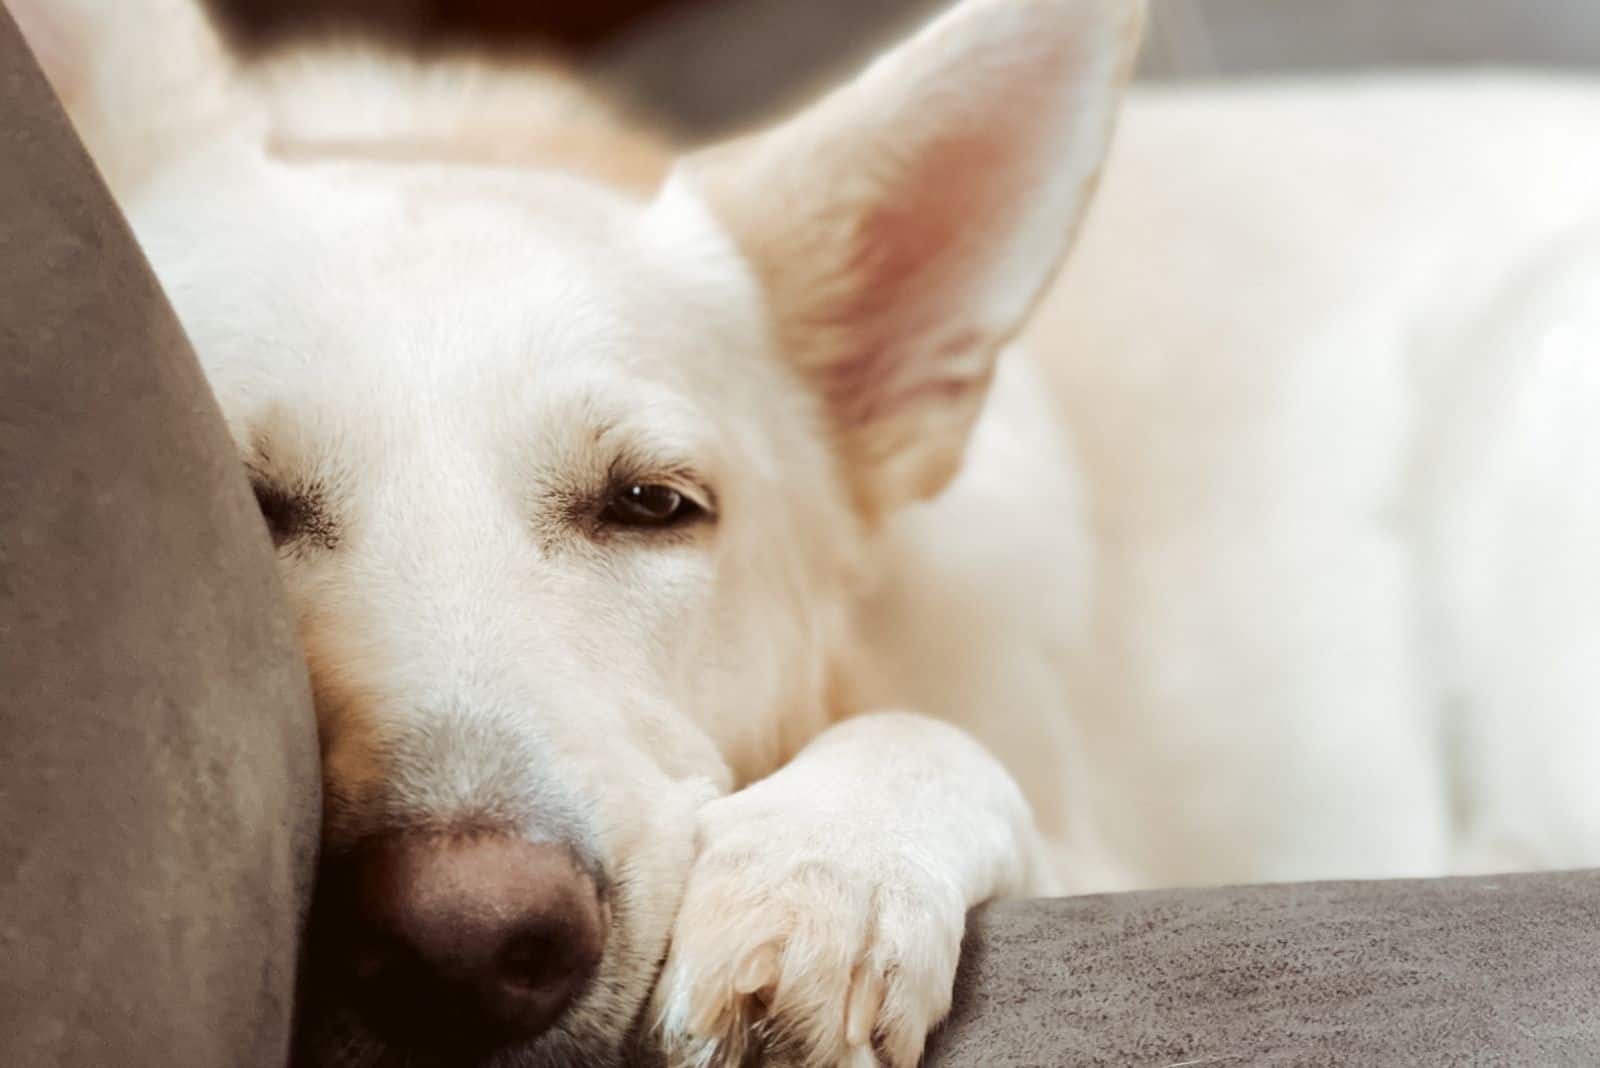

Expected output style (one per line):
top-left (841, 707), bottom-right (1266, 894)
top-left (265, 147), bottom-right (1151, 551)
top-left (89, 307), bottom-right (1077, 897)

top-left (17, 0), bottom-right (1600, 1064)
top-left (893, 77), bottom-right (1600, 890)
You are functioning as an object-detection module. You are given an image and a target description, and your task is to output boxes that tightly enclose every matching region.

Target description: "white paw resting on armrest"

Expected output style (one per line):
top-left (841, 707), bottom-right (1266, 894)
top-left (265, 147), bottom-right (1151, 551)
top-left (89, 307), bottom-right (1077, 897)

top-left (653, 712), bottom-right (1049, 1068)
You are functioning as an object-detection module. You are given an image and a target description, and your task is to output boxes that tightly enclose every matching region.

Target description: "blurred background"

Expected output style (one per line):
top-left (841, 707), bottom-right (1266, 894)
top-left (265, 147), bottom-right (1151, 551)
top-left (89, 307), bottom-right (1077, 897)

top-left (207, 0), bottom-right (1600, 138)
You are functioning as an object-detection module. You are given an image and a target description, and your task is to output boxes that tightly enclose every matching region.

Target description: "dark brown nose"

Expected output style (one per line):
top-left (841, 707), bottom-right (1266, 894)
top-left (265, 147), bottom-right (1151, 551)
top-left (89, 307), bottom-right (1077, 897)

top-left (333, 834), bottom-right (607, 1057)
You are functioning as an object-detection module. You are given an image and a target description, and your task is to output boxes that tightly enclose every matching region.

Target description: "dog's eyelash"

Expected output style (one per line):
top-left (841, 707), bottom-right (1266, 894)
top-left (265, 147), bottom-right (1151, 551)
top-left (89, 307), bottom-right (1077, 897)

top-left (602, 456), bottom-right (717, 516)
top-left (537, 467), bottom-right (716, 550)
top-left (248, 472), bottom-right (339, 551)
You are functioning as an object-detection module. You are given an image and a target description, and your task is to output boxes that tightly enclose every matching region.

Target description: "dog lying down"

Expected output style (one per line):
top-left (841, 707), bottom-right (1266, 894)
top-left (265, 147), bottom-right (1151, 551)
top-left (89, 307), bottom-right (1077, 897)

top-left (17, 0), bottom-right (1600, 1064)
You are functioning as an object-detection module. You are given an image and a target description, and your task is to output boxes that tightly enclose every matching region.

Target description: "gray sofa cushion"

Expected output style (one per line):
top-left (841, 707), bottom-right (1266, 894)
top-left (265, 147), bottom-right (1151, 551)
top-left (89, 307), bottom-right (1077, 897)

top-left (0, 8), bottom-right (320, 1066)
top-left (928, 871), bottom-right (1600, 1067)
top-left (595, 0), bottom-right (1600, 135)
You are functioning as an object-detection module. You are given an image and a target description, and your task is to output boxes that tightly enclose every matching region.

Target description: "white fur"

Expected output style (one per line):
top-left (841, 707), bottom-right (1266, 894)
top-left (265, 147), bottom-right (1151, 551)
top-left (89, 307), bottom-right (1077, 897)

top-left (16, 0), bottom-right (1600, 1065)
top-left (1007, 77), bottom-right (1600, 887)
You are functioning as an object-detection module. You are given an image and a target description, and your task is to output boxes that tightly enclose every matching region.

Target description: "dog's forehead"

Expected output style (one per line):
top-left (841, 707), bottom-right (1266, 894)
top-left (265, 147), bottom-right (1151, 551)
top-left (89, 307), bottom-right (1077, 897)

top-left (142, 157), bottom-right (769, 448)
top-left (248, 165), bottom-right (709, 367)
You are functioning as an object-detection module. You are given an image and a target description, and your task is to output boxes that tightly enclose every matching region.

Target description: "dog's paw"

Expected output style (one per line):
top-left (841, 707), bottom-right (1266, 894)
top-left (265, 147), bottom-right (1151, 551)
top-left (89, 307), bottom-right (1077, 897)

top-left (653, 791), bottom-right (966, 1068)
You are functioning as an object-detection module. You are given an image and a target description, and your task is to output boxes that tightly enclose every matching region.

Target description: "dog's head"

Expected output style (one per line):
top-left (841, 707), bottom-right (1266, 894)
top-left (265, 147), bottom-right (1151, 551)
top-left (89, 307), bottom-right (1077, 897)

top-left (74, 0), bottom-right (1142, 1063)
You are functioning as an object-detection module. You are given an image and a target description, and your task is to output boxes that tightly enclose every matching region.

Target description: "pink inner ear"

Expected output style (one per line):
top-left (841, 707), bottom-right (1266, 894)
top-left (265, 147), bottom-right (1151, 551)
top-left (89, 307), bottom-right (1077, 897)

top-left (823, 114), bottom-right (1042, 430)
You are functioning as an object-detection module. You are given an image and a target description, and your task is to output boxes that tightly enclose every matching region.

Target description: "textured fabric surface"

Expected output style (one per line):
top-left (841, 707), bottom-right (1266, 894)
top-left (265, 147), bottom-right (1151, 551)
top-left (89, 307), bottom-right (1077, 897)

top-left (927, 871), bottom-right (1600, 1067)
top-left (0, 9), bottom-right (321, 1067)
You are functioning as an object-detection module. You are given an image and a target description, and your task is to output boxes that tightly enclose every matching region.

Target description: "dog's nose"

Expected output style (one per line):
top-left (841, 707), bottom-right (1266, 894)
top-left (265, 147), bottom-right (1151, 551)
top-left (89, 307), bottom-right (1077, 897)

top-left (336, 834), bottom-right (607, 1056)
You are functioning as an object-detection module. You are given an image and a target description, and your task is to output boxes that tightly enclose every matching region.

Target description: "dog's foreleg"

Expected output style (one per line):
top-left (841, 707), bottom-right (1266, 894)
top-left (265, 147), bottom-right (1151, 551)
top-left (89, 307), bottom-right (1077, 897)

top-left (653, 710), bottom-right (1048, 1068)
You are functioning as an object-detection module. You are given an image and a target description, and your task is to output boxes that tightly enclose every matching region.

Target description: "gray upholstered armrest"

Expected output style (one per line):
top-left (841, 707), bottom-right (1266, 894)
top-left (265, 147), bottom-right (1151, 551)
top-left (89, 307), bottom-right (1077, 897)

top-left (0, 9), bottom-right (320, 1066)
top-left (927, 872), bottom-right (1600, 1066)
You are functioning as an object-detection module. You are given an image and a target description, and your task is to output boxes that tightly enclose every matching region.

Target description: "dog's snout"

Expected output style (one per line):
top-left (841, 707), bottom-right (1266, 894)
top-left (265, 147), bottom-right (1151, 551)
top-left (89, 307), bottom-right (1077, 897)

top-left (336, 834), bottom-right (607, 1056)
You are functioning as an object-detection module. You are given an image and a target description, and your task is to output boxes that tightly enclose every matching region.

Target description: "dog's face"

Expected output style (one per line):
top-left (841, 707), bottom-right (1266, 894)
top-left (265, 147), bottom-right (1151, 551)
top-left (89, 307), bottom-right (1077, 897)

top-left (118, 1), bottom-right (1141, 1064)
top-left (138, 156), bottom-right (858, 1064)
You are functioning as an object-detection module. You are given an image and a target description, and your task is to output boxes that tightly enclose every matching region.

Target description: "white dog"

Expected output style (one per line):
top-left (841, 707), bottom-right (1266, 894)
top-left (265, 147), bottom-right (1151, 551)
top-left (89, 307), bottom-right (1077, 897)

top-left (16, 0), bottom-right (1600, 1065)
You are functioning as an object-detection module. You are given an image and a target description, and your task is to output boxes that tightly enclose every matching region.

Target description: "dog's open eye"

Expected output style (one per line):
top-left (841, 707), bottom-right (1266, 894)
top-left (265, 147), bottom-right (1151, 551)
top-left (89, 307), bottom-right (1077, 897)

top-left (601, 483), bottom-right (703, 529)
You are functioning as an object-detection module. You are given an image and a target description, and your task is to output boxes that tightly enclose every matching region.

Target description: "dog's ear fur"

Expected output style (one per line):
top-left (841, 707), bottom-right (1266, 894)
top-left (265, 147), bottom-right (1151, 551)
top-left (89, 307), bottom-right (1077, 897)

top-left (684, 0), bottom-right (1144, 514)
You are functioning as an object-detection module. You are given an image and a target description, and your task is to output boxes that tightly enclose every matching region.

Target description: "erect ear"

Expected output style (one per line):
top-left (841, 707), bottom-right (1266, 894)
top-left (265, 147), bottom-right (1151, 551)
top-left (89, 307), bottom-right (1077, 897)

top-left (681, 0), bottom-right (1144, 514)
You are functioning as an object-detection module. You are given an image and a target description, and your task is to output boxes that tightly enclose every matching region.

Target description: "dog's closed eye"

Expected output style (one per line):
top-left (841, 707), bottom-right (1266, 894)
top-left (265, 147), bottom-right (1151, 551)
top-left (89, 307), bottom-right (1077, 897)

top-left (251, 477), bottom-right (338, 551)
